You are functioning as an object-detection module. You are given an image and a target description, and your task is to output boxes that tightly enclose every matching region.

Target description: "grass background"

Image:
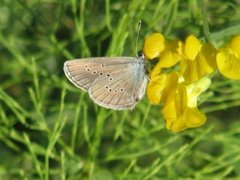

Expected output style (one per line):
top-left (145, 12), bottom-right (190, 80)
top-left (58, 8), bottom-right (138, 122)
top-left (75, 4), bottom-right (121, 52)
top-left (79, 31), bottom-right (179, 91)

top-left (0, 0), bottom-right (240, 179)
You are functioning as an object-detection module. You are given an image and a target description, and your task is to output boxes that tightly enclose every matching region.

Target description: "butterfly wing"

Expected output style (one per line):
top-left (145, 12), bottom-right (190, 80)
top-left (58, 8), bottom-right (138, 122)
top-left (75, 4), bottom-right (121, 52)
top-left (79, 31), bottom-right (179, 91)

top-left (64, 57), bottom-right (148, 110)
top-left (64, 57), bottom-right (140, 91)
top-left (88, 58), bottom-right (148, 110)
top-left (64, 58), bottom-right (100, 91)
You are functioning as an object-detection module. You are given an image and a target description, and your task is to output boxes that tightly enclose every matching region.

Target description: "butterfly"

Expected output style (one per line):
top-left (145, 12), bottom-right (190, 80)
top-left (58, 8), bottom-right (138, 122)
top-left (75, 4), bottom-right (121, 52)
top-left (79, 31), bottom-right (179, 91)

top-left (64, 56), bottom-right (148, 110)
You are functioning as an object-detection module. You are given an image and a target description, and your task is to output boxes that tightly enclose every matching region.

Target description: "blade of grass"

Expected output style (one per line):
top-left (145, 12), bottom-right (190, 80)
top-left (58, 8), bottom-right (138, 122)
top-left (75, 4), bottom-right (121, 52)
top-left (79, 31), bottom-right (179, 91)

top-left (89, 109), bottom-right (111, 177)
top-left (71, 93), bottom-right (85, 151)
top-left (45, 88), bottom-right (67, 180)
top-left (73, 0), bottom-right (91, 57)
top-left (200, 0), bottom-right (211, 42)
top-left (23, 133), bottom-right (44, 179)
top-left (105, 0), bottom-right (112, 31)
top-left (60, 151), bottom-right (66, 180)
top-left (0, 88), bottom-right (29, 124)
top-left (162, 0), bottom-right (178, 36)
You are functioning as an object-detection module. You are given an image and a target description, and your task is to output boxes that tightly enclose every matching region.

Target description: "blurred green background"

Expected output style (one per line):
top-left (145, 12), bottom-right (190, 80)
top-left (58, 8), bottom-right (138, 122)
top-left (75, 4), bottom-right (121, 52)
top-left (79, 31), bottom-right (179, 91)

top-left (1, 0), bottom-right (240, 179)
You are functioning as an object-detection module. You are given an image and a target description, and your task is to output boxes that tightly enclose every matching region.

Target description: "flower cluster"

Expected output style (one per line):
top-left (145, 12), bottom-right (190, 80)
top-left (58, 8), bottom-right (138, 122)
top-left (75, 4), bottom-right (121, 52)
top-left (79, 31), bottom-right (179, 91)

top-left (143, 33), bottom-right (240, 132)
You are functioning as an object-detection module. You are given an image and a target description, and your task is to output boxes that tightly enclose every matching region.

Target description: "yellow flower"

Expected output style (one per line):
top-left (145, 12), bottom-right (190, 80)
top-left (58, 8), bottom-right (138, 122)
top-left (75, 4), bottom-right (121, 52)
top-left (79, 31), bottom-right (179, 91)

top-left (143, 33), bottom-right (165, 59)
top-left (144, 33), bottom-right (213, 132)
top-left (157, 40), bottom-right (183, 68)
top-left (143, 33), bottom-right (183, 68)
top-left (216, 35), bottom-right (240, 79)
top-left (144, 33), bottom-right (183, 105)
top-left (147, 73), bottom-right (167, 105)
top-left (147, 72), bottom-right (179, 105)
top-left (183, 34), bottom-right (202, 60)
top-left (180, 35), bottom-right (217, 83)
top-left (162, 74), bottom-right (211, 132)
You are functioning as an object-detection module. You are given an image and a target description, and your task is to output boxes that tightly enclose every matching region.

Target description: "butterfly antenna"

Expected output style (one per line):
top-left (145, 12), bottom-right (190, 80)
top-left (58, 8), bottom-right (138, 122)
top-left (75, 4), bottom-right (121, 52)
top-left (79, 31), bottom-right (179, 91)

top-left (135, 20), bottom-right (142, 57)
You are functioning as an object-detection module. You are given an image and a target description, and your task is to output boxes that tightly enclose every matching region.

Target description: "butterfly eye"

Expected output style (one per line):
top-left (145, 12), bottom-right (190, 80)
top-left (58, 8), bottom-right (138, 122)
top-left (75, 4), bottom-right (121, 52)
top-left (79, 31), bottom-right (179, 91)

top-left (109, 77), bottom-right (113, 81)
top-left (92, 71), bottom-right (97, 74)
top-left (99, 72), bottom-right (103, 76)
top-left (120, 88), bottom-right (124, 92)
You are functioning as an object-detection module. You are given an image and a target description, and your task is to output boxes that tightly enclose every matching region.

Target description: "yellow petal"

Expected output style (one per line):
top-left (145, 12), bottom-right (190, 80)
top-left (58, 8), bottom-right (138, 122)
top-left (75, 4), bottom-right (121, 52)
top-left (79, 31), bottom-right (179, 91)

top-left (161, 72), bottom-right (179, 103)
top-left (216, 49), bottom-right (240, 79)
top-left (162, 81), bottom-right (207, 132)
top-left (187, 76), bottom-right (211, 107)
top-left (229, 35), bottom-right (240, 56)
top-left (184, 35), bottom-right (201, 60)
top-left (163, 97), bottom-right (187, 132)
top-left (150, 60), bottom-right (163, 78)
top-left (147, 74), bottom-right (168, 104)
top-left (160, 40), bottom-right (183, 67)
top-left (200, 43), bottom-right (217, 70)
top-left (180, 59), bottom-right (200, 83)
top-left (181, 45), bottom-right (216, 83)
top-left (162, 83), bottom-right (188, 132)
top-left (183, 108), bottom-right (206, 128)
top-left (163, 97), bottom-right (177, 127)
top-left (143, 33), bottom-right (165, 59)
top-left (158, 51), bottom-right (180, 68)
top-left (169, 117), bottom-right (188, 132)
top-left (176, 40), bottom-right (184, 55)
